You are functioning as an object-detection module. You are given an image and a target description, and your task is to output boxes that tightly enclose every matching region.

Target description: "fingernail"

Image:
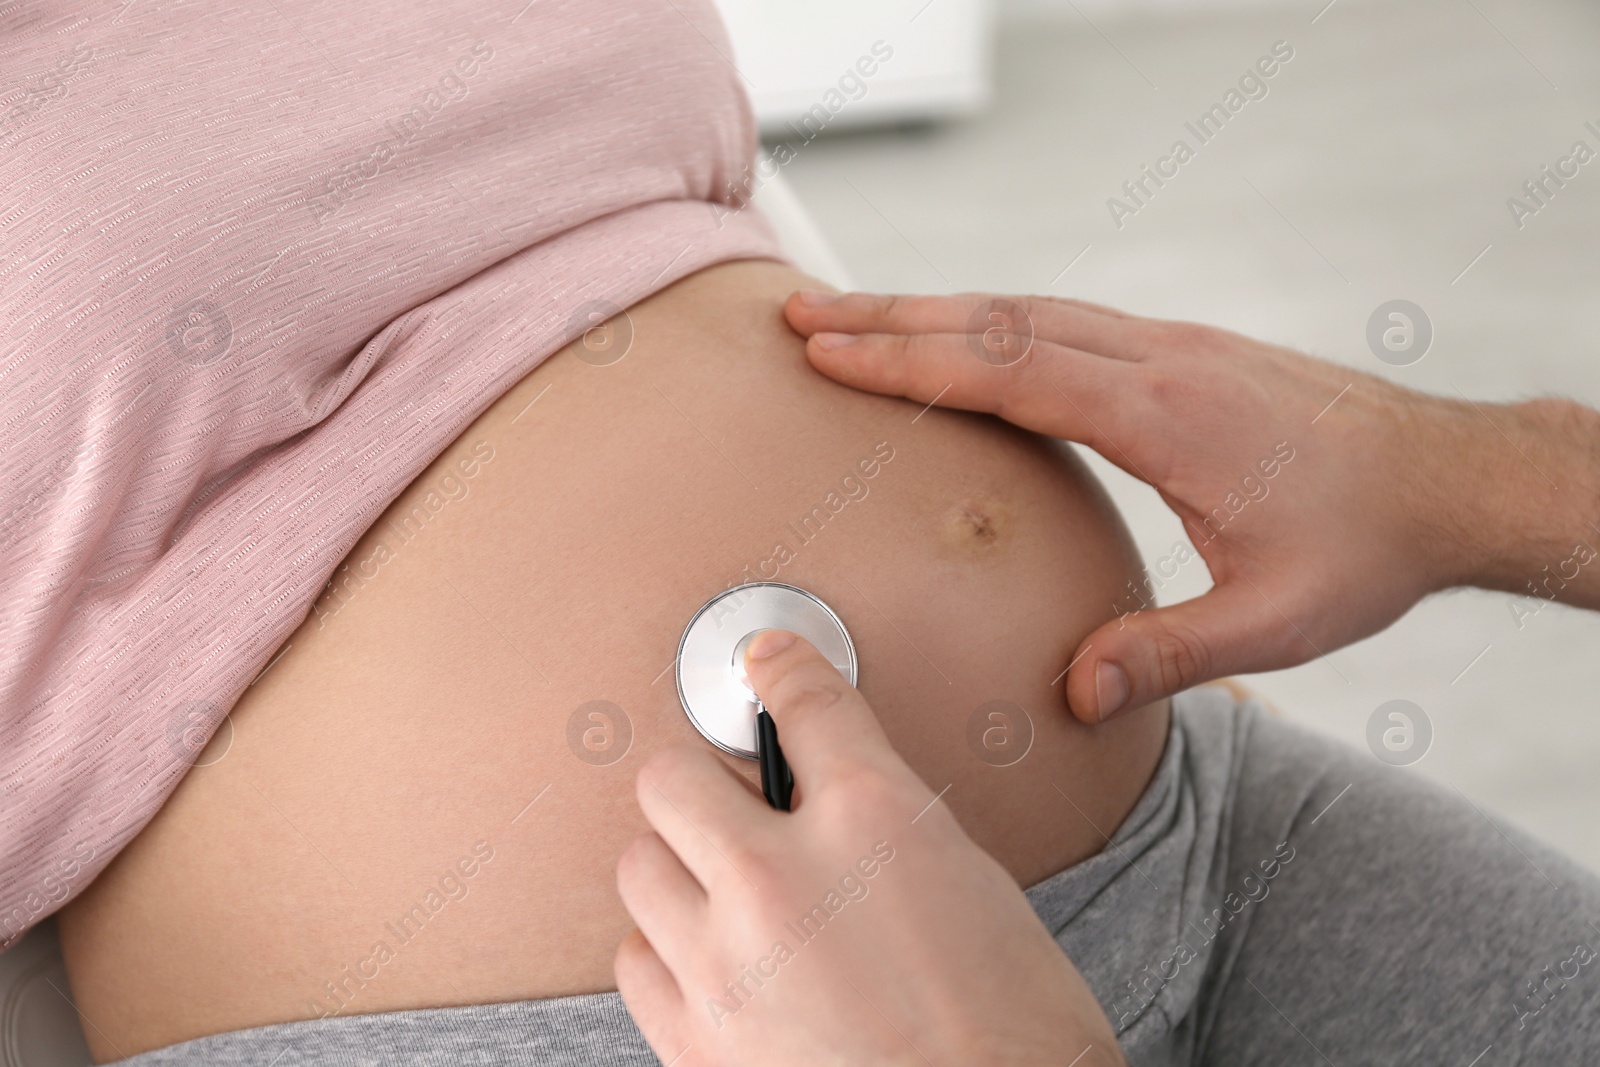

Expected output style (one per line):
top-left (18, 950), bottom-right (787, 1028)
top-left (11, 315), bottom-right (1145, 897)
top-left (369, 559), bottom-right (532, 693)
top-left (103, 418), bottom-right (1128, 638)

top-left (1096, 661), bottom-right (1129, 721)
top-left (746, 629), bottom-right (796, 661)
top-left (796, 289), bottom-right (837, 306)
top-left (812, 332), bottom-right (858, 350)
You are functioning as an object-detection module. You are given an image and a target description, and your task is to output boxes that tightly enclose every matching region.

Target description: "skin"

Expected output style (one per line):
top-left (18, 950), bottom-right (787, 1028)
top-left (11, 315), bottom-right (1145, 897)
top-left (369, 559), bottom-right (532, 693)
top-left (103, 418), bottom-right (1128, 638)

top-left (55, 262), bottom-right (1169, 1061)
top-left (612, 288), bottom-right (1600, 1063)
top-left (616, 629), bottom-right (1126, 1067)
top-left (781, 289), bottom-right (1600, 721)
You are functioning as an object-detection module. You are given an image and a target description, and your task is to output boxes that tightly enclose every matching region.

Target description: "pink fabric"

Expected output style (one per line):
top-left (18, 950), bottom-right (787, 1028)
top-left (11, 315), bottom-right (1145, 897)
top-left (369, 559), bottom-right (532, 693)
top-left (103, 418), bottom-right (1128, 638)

top-left (0, 0), bottom-right (783, 948)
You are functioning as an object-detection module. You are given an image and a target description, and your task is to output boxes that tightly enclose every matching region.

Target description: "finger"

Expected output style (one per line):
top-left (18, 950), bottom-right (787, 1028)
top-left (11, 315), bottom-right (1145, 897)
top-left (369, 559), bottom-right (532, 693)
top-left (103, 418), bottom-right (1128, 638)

top-left (1045, 295), bottom-right (1135, 319)
top-left (614, 928), bottom-right (691, 1061)
top-left (1063, 580), bottom-right (1314, 723)
top-left (784, 290), bottom-right (1153, 362)
top-left (616, 832), bottom-right (709, 974)
top-left (741, 630), bottom-right (911, 792)
top-left (803, 331), bottom-right (1151, 465)
top-left (636, 745), bottom-right (768, 889)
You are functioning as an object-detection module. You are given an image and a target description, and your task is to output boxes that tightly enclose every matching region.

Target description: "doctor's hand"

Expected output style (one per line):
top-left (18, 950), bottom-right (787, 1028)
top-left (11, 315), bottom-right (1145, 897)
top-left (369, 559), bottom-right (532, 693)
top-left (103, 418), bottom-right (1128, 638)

top-left (614, 630), bottom-right (1126, 1067)
top-left (785, 289), bottom-right (1600, 723)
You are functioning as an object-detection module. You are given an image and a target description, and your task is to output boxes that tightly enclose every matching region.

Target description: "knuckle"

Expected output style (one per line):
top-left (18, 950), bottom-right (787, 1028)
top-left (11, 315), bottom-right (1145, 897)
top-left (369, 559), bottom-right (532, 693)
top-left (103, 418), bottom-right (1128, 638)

top-left (992, 350), bottom-right (1053, 415)
top-left (615, 834), bottom-right (654, 891)
top-left (776, 684), bottom-right (845, 728)
top-left (722, 837), bottom-right (781, 892)
top-left (1156, 319), bottom-right (1218, 354)
top-left (1014, 341), bottom-right (1059, 387)
top-left (874, 293), bottom-right (908, 322)
top-left (1009, 294), bottom-right (1045, 328)
top-left (1254, 587), bottom-right (1321, 665)
top-left (769, 665), bottom-right (846, 719)
top-left (991, 374), bottom-right (1037, 426)
top-left (886, 332), bottom-right (918, 362)
top-left (1150, 624), bottom-right (1212, 693)
top-left (612, 930), bottom-right (647, 980)
top-left (1142, 368), bottom-right (1202, 413)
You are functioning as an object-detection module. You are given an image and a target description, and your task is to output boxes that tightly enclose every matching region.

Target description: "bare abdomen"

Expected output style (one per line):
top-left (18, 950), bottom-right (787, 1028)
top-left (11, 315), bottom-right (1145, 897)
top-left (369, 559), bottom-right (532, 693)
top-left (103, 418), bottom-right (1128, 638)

top-left (57, 259), bottom-right (1169, 1061)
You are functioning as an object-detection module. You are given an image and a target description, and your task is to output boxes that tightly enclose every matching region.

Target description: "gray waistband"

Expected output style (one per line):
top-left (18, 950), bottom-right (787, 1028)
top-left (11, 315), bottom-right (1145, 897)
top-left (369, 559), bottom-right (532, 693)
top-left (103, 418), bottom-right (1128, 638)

top-left (117, 689), bottom-right (1253, 1066)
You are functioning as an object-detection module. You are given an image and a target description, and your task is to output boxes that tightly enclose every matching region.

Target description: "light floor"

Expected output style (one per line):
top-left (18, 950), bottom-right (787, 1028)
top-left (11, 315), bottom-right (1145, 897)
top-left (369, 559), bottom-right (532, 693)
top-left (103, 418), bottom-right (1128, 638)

top-left (778, 0), bottom-right (1600, 872)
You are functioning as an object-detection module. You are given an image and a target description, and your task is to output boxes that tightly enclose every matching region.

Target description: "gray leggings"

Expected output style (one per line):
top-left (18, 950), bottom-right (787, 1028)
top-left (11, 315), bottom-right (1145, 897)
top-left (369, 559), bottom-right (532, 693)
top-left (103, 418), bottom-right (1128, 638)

top-left (117, 688), bottom-right (1600, 1065)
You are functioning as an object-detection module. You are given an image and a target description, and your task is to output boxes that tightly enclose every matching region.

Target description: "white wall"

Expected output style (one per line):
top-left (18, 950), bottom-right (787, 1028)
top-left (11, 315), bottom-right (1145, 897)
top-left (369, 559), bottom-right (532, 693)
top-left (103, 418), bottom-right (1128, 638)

top-left (713, 0), bottom-right (996, 134)
top-left (1001, 0), bottom-right (1305, 17)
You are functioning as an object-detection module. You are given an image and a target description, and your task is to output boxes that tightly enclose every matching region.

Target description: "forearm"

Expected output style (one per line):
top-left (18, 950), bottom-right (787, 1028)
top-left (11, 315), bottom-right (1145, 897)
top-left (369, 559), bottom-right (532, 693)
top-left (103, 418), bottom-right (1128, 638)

top-left (1436, 395), bottom-right (1600, 609)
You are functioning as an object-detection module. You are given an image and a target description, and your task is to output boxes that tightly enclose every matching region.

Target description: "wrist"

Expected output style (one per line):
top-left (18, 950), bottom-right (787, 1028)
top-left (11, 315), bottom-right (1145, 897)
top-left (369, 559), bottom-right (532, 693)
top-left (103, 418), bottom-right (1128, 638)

top-left (1432, 395), bottom-right (1600, 596)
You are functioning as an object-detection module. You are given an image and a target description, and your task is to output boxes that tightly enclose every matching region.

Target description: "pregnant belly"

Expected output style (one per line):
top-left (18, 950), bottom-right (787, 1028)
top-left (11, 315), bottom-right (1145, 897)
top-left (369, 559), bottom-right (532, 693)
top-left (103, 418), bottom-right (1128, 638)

top-left (56, 259), bottom-right (1170, 1061)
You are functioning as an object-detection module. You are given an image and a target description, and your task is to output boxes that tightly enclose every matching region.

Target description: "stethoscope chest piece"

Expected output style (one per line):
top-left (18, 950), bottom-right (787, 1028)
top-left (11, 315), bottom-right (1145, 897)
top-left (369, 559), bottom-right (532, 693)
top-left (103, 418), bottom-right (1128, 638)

top-left (676, 582), bottom-right (856, 760)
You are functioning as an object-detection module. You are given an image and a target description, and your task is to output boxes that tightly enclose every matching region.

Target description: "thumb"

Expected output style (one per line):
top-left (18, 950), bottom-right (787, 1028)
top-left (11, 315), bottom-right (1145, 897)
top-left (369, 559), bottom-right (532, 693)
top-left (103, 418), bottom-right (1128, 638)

top-left (742, 629), bottom-right (905, 788)
top-left (1064, 581), bottom-right (1307, 723)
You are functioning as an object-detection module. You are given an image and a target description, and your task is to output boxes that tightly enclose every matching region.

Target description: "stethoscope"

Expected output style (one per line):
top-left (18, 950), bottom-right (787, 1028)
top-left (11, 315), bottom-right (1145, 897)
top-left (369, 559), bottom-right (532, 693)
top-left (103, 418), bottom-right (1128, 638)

top-left (675, 582), bottom-right (856, 811)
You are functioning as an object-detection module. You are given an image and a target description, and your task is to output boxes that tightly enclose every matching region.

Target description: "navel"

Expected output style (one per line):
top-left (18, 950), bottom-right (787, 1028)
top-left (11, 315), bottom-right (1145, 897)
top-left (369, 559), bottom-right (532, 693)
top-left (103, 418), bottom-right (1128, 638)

top-left (940, 496), bottom-right (1009, 554)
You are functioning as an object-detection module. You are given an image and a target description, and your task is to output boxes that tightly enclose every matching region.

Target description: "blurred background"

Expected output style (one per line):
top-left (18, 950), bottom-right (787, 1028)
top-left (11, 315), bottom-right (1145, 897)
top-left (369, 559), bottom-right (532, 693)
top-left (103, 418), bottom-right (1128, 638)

top-left (716, 0), bottom-right (1600, 872)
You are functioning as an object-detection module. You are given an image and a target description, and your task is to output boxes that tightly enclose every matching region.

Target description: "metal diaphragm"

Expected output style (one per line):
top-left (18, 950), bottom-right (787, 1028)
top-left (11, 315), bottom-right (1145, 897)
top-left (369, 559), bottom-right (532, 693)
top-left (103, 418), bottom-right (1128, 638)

top-left (675, 582), bottom-right (857, 759)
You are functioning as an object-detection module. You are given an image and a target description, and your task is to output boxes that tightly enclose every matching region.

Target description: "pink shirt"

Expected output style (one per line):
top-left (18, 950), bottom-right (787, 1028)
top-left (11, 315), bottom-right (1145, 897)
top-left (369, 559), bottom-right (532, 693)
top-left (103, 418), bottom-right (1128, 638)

top-left (0, 0), bottom-right (782, 948)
